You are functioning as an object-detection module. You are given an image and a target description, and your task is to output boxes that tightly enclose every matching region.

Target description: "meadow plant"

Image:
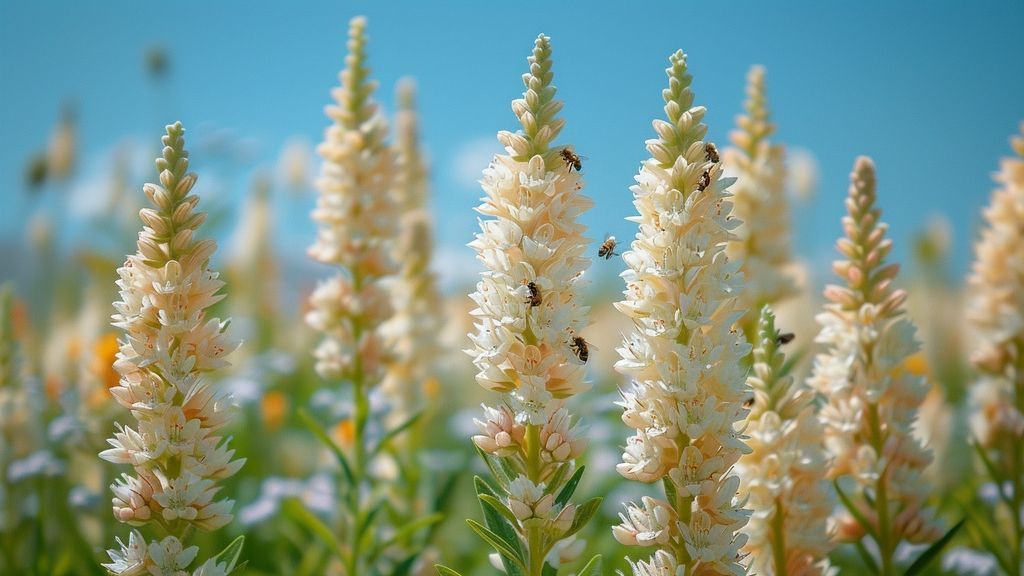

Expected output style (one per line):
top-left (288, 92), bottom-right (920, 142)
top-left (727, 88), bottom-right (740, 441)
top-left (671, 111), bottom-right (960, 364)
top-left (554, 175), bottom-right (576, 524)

top-left (735, 307), bottom-right (833, 575)
top-left (304, 16), bottom-right (439, 574)
top-left (440, 33), bottom-right (602, 576)
top-left (964, 123), bottom-right (1024, 573)
top-left (723, 66), bottom-right (796, 342)
top-left (809, 157), bottom-right (947, 575)
top-left (101, 122), bottom-right (244, 575)
top-left (612, 50), bottom-right (751, 576)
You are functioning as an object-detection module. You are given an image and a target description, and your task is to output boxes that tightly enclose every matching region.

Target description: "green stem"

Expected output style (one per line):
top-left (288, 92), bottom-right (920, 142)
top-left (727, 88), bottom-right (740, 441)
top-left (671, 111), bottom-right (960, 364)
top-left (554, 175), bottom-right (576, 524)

top-left (771, 498), bottom-right (787, 576)
top-left (867, 403), bottom-right (893, 576)
top-left (1011, 337), bottom-right (1024, 575)
top-left (524, 423), bottom-right (544, 575)
top-left (347, 296), bottom-right (368, 576)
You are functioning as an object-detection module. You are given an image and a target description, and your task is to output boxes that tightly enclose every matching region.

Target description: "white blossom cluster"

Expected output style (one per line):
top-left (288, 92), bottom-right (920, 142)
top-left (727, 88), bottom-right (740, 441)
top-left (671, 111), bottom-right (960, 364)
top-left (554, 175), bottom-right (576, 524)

top-left (101, 122), bottom-right (243, 575)
top-left (966, 123), bottom-right (1024, 449)
top-left (465, 34), bottom-right (593, 573)
top-left (723, 66), bottom-right (796, 338)
top-left (381, 79), bottom-right (443, 425)
top-left (808, 157), bottom-right (941, 551)
top-left (612, 50), bottom-right (751, 576)
top-left (736, 307), bottom-right (833, 575)
top-left (305, 16), bottom-right (398, 386)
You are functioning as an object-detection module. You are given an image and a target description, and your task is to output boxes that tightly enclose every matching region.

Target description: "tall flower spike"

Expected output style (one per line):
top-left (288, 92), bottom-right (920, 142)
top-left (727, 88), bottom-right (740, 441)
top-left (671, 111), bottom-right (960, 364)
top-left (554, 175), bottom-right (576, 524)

top-left (613, 50), bottom-right (751, 576)
top-left (965, 122), bottom-right (1024, 570)
top-left (724, 67), bottom-right (796, 341)
top-left (454, 34), bottom-right (601, 576)
top-left (101, 122), bottom-right (244, 575)
top-left (809, 157), bottom-right (942, 575)
top-left (306, 17), bottom-right (429, 574)
top-left (381, 78), bottom-right (443, 427)
top-left (736, 306), bottom-right (833, 575)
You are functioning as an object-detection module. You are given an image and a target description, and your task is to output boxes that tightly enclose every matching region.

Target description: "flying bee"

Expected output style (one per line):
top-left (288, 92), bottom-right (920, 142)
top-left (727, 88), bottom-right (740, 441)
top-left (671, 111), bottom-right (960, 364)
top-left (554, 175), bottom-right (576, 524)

top-left (704, 142), bottom-right (719, 163)
top-left (697, 169), bottom-right (711, 192)
top-left (569, 335), bottom-right (589, 364)
top-left (776, 332), bottom-right (795, 346)
top-left (598, 234), bottom-right (618, 259)
top-left (526, 281), bottom-right (542, 307)
top-left (559, 147), bottom-right (584, 172)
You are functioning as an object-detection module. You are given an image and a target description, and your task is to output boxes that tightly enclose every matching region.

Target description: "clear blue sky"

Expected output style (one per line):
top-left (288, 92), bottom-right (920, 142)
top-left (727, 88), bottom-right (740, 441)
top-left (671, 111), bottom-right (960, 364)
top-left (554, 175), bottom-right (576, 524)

top-left (2, 1), bottom-right (1022, 290)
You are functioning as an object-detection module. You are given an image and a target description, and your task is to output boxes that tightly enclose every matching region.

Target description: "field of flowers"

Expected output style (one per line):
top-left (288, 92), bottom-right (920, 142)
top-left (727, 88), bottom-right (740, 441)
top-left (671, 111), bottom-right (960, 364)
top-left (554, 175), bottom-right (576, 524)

top-left (1, 9), bottom-right (1023, 576)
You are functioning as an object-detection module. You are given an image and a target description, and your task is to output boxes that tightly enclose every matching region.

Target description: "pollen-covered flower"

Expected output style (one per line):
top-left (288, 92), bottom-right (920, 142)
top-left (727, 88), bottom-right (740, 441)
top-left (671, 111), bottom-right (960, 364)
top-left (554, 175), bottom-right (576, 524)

top-left (736, 307), bottom-right (833, 574)
top-left (614, 50), bottom-right (751, 576)
top-left (809, 157), bottom-right (942, 569)
top-left (102, 122), bottom-right (242, 571)
top-left (724, 66), bottom-right (796, 340)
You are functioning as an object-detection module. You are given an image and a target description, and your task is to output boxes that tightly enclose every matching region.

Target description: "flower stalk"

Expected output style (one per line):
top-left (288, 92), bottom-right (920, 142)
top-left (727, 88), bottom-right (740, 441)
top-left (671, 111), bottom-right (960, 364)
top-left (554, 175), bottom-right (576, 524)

top-left (736, 306), bottom-right (833, 575)
top-left (965, 123), bottom-right (1024, 574)
top-left (724, 66), bottom-right (796, 343)
top-left (101, 122), bottom-right (244, 576)
top-left (809, 157), bottom-right (943, 574)
top-left (613, 50), bottom-right (751, 576)
top-left (445, 33), bottom-right (600, 576)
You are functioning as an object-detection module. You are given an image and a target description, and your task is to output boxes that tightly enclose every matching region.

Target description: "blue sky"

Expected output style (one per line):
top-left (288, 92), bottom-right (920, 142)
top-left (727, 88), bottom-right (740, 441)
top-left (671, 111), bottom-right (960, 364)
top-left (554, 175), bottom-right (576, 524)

top-left (2, 1), bottom-right (1022, 291)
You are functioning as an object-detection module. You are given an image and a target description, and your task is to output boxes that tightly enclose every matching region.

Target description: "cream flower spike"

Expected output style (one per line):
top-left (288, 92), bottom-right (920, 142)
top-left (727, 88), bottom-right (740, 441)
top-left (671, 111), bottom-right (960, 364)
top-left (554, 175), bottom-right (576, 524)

top-left (965, 122), bottom-right (1024, 567)
top-left (809, 157), bottom-right (942, 574)
top-left (613, 50), bottom-right (751, 576)
top-left (381, 78), bottom-right (443, 427)
top-left (724, 67), bottom-right (797, 341)
top-left (450, 33), bottom-right (603, 576)
top-left (736, 307), bottom-right (833, 575)
top-left (102, 122), bottom-right (244, 575)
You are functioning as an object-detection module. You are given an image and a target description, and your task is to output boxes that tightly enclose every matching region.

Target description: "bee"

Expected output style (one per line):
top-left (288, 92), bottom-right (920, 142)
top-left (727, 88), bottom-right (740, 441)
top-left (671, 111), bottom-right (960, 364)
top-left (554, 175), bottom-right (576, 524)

top-left (598, 235), bottom-right (618, 259)
top-left (526, 281), bottom-right (542, 307)
top-left (569, 335), bottom-right (589, 363)
top-left (697, 169), bottom-right (711, 192)
top-left (559, 147), bottom-right (584, 172)
top-left (776, 332), bottom-right (795, 346)
top-left (704, 142), bottom-right (719, 163)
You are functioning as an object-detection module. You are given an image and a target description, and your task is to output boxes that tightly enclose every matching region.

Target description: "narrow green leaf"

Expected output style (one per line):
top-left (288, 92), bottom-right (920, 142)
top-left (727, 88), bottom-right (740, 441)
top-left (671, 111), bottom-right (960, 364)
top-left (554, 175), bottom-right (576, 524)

top-left (562, 497), bottom-right (602, 539)
top-left (212, 535), bottom-right (245, 572)
top-left (297, 408), bottom-right (355, 487)
top-left (904, 519), bottom-right (965, 576)
top-left (434, 565), bottom-right (463, 576)
top-left (371, 513), bottom-right (444, 560)
top-left (282, 499), bottom-right (347, 563)
top-left (962, 507), bottom-right (1013, 573)
top-left (542, 562), bottom-right (557, 576)
top-left (476, 484), bottom-right (526, 576)
top-left (852, 539), bottom-right (880, 575)
top-left (576, 554), bottom-right (602, 576)
top-left (833, 479), bottom-right (878, 540)
top-left (971, 439), bottom-right (1013, 507)
top-left (662, 476), bottom-right (678, 506)
top-left (226, 560), bottom-right (249, 576)
top-left (390, 554), bottom-right (418, 576)
top-left (475, 445), bottom-right (510, 486)
top-left (371, 410), bottom-right (423, 457)
top-left (466, 519), bottom-right (527, 571)
top-left (474, 475), bottom-right (499, 498)
top-left (358, 500), bottom-right (385, 541)
top-left (479, 494), bottom-right (519, 525)
top-left (554, 465), bottom-right (585, 507)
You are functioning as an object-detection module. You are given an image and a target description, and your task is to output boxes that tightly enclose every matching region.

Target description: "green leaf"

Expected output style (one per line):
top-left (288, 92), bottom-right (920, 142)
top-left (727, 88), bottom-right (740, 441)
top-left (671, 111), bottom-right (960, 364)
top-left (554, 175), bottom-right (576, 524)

top-left (833, 479), bottom-right (878, 540)
top-left (297, 408), bottom-right (355, 487)
top-left (562, 497), bottom-right (602, 539)
top-left (370, 513), bottom-right (444, 560)
top-left (371, 410), bottom-right (423, 457)
top-left (434, 566), bottom-right (463, 576)
top-left (852, 539), bottom-right (880, 575)
top-left (474, 475), bottom-right (499, 498)
top-left (970, 439), bottom-right (1013, 507)
top-left (904, 519), bottom-right (965, 576)
top-left (475, 479), bottom-right (526, 576)
top-left (479, 494), bottom-right (519, 525)
top-left (390, 554), bottom-right (418, 576)
top-left (576, 554), bottom-right (602, 576)
top-left (282, 499), bottom-right (347, 563)
top-left (475, 445), bottom-right (511, 487)
top-left (466, 519), bottom-right (527, 571)
top-left (212, 535), bottom-right (245, 572)
top-left (358, 500), bottom-right (385, 541)
top-left (662, 476), bottom-right (678, 506)
top-left (542, 562), bottom-right (557, 576)
top-left (554, 465), bottom-right (585, 507)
